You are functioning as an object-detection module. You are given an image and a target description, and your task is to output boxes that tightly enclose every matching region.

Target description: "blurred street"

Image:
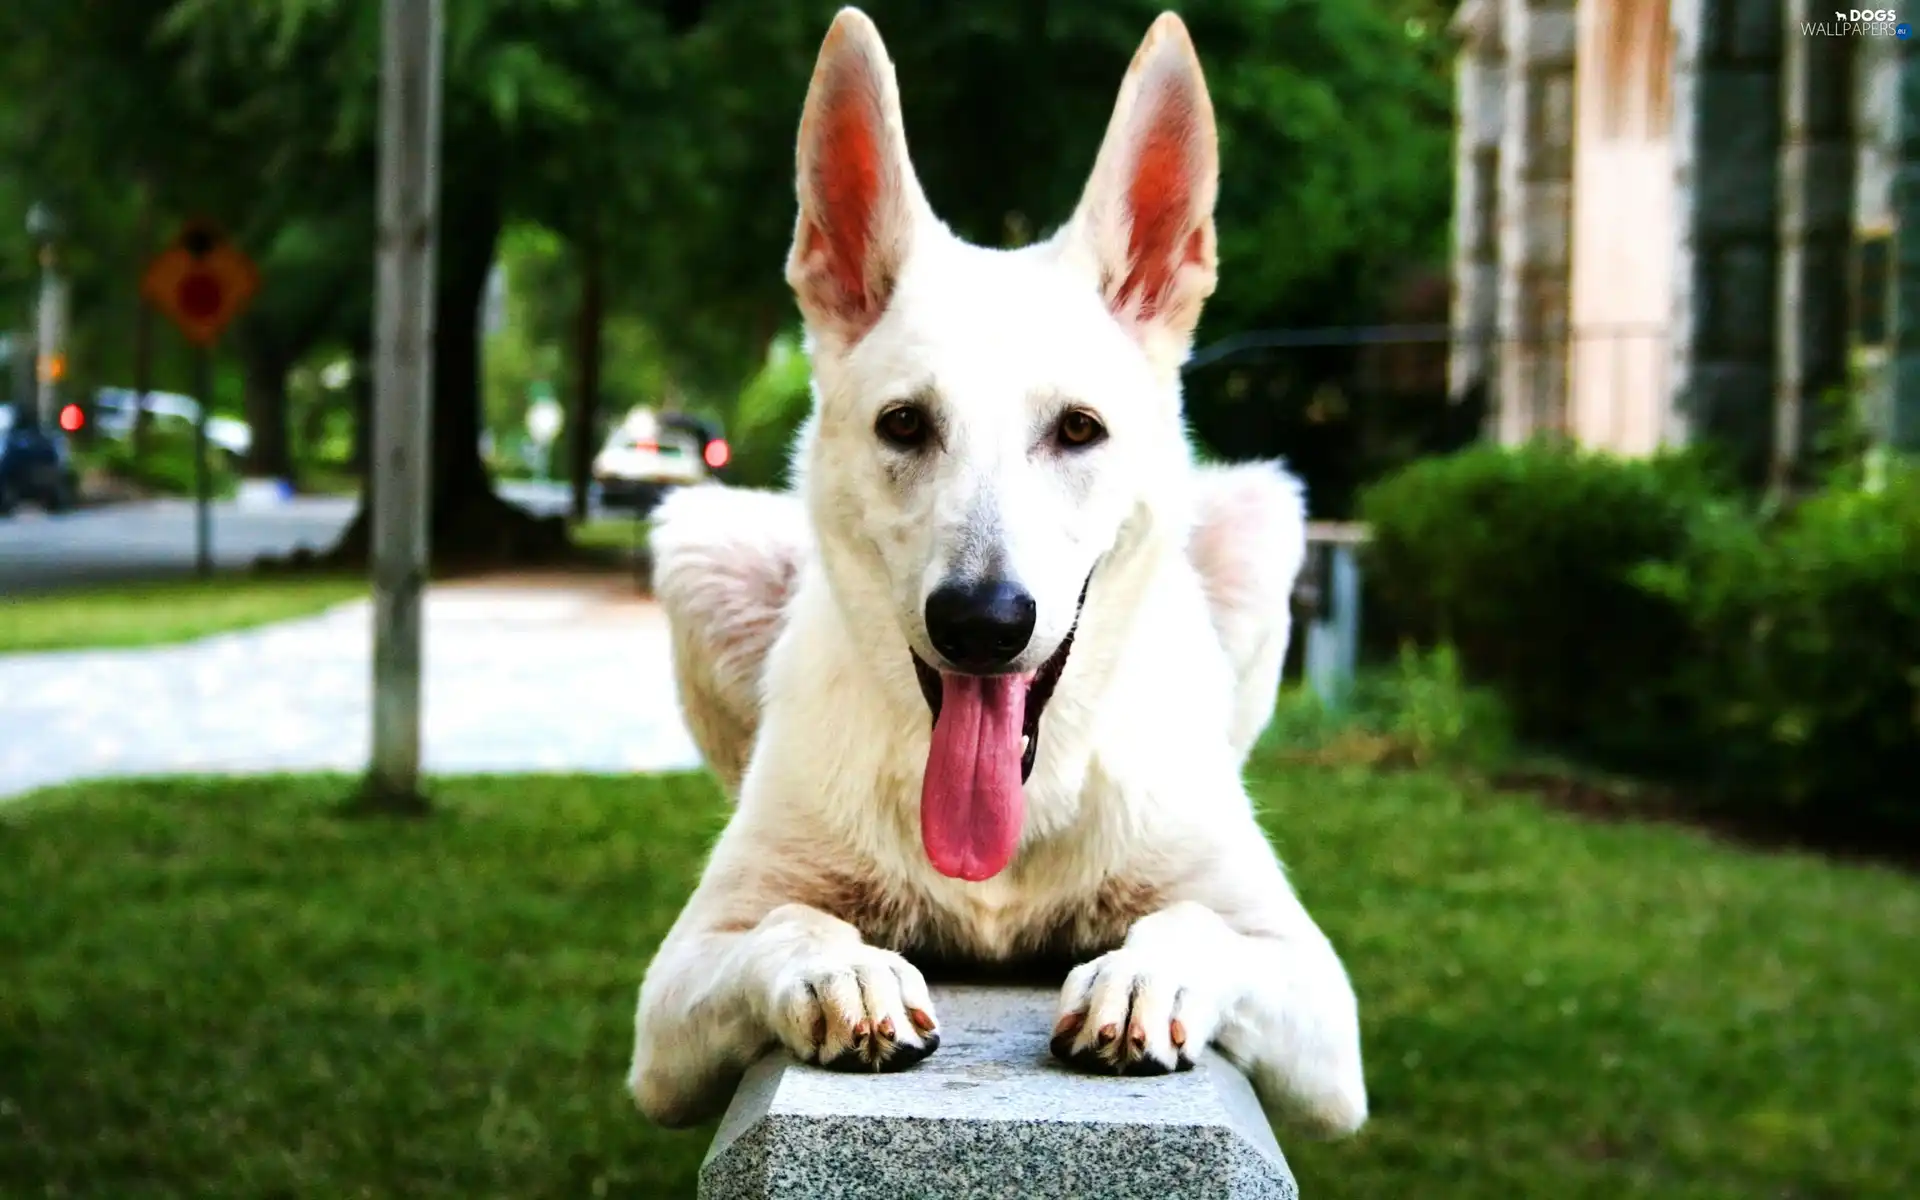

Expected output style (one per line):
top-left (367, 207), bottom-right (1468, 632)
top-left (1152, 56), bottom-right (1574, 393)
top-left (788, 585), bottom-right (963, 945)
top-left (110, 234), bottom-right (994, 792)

top-left (0, 481), bottom-right (588, 593)
top-left (0, 579), bottom-right (699, 799)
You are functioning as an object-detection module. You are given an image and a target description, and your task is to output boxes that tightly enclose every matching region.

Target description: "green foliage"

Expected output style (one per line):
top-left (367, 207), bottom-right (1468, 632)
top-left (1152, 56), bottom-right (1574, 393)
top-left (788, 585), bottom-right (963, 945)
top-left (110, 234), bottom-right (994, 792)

top-left (1359, 442), bottom-right (1725, 764)
top-left (1268, 644), bottom-right (1514, 771)
top-left (75, 425), bottom-right (240, 501)
top-left (597, 316), bottom-right (677, 421)
top-left (1638, 462), bottom-right (1920, 836)
top-left (1362, 443), bottom-right (1920, 842)
top-left (725, 333), bottom-right (814, 490)
top-left (285, 358), bottom-right (360, 473)
top-left (482, 224), bottom-right (570, 443)
top-left (1363, 642), bottom-right (1515, 769)
top-left (480, 223), bottom-right (681, 486)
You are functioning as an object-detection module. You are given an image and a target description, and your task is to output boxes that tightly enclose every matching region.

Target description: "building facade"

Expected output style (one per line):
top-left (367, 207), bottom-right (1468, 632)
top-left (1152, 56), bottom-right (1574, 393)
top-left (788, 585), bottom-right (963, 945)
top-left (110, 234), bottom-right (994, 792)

top-left (1450, 0), bottom-right (1920, 482)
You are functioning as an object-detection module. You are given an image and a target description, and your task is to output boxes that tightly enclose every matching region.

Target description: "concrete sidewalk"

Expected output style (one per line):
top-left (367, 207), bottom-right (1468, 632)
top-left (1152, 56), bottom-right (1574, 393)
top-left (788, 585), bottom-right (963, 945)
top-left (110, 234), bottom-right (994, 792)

top-left (0, 582), bottom-right (703, 799)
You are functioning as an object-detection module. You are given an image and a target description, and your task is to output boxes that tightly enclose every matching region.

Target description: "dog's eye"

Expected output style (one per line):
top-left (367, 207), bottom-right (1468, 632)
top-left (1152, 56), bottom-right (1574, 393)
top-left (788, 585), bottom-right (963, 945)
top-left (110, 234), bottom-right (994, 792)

top-left (876, 405), bottom-right (931, 450)
top-left (1054, 409), bottom-right (1107, 450)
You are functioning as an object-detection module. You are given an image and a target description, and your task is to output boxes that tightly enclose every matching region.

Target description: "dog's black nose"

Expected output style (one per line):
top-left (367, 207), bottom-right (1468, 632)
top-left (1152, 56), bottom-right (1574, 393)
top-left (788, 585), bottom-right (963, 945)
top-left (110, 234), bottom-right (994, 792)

top-left (925, 580), bottom-right (1037, 672)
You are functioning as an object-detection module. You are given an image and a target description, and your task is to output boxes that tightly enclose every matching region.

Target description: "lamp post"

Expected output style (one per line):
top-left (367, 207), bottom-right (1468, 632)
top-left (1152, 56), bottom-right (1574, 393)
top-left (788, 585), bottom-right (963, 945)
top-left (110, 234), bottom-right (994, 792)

top-left (26, 203), bottom-right (67, 429)
top-left (365, 0), bottom-right (444, 812)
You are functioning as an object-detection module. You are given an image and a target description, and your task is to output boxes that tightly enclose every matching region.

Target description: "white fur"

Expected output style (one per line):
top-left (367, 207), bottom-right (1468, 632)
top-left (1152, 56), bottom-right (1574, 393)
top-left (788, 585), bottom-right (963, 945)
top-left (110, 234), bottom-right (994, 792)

top-left (630, 7), bottom-right (1367, 1140)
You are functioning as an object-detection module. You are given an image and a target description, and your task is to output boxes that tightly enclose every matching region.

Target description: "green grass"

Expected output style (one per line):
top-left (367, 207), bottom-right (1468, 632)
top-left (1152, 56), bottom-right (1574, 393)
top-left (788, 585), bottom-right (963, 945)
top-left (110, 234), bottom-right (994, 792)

top-left (293, 461), bottom-right (363, 497)
top-left (0, 575), bottom-right (366, 654)
top-left (2, 758), bottom-right (1916, 1198)
top-left (570, 516), bottom-right (649, 556)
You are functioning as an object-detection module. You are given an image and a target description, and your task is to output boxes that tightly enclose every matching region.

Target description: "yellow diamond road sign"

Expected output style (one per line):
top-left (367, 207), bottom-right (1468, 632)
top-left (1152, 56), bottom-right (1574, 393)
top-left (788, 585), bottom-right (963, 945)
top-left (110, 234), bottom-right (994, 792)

top-left (141, 220), bottom-right (260, 347)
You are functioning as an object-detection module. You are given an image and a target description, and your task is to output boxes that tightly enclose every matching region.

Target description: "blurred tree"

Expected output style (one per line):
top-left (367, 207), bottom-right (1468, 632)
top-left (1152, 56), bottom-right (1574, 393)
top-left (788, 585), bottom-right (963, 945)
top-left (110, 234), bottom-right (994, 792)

top-left (0, 0), bottom-right (1455, 538)
top-left (631, 0), bottom-right (1456, 492)
top-left (481, 223), bottom-right (568, 474)
top-left (0, 0), bottom-right (372, 478)
top-left (233, 213), bottom-right (374, 479)
top-left (0, 0), bottom-right (687, 561)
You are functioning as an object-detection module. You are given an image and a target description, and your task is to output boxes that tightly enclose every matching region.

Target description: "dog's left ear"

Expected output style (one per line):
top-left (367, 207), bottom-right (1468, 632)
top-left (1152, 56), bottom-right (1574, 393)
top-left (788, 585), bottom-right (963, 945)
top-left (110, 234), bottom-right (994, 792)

top-left (1058, 13), bottom-right (1219, 366)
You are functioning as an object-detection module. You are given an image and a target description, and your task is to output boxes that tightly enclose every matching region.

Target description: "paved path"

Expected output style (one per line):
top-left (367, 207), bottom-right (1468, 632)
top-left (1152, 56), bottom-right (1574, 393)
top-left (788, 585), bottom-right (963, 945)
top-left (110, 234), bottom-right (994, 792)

top-left (0, 581), bottom-right (704, 799)
top-left (0, 481), bottom-right (588, 594)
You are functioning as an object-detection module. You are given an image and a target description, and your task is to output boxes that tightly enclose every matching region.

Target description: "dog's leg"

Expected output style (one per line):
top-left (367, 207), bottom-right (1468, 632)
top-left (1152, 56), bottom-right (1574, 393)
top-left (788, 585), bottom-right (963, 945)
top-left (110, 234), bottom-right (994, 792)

top-left (650, 485), bottom-right (810, 797)
top-left (1049, 844), bottom-right (1367, 1137)
top-left (628, 834), bottom-right (940, 1127)
top-left (1190, 461), bottom-right (1308, 765)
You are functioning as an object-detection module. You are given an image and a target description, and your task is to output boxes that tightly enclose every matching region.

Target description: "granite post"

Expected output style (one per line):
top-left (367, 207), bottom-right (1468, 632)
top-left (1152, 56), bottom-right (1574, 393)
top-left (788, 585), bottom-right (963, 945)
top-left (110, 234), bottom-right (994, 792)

top-left (698, 985), bottom-right (1299, 1200)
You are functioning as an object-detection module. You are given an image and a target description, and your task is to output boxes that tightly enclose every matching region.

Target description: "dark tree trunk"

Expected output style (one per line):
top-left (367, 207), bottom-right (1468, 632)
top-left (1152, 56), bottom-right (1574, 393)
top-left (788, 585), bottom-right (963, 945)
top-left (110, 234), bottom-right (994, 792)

top-left (569, 213), bottom-right (604, 523)
top-left (240, 337), bottom-right (295, 478)
top-left (425, 180), bottom-right (495, 514)
top-left (322, 168), bottom-right (570, 570)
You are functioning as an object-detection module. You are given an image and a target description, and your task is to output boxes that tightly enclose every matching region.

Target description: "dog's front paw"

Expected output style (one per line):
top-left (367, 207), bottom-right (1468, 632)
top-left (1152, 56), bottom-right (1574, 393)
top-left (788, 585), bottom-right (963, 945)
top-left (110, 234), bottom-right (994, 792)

top-left (765, 944), bottom-right (941, 1073)
top-left (1049, 947), bottom-right (1216, 1077)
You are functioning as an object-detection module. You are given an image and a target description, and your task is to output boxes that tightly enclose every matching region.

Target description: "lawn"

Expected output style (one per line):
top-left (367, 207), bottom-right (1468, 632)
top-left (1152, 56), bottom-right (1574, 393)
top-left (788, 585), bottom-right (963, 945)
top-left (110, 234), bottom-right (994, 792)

top-left (0, 575), bottom-right (366, 655)
top-left (2, 756), bottom-right (1916, 1198)
top-left (569, 514), bottom-right (649, 557)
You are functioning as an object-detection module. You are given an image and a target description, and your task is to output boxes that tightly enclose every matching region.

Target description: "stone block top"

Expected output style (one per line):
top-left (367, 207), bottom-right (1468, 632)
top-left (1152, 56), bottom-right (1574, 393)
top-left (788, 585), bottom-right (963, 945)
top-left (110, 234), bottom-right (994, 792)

top-left (699, 985), bottom-right (1298, 1200)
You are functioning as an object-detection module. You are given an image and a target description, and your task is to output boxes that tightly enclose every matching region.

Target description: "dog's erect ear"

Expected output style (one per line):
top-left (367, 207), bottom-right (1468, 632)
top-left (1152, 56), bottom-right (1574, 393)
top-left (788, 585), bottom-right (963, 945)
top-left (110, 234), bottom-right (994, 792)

top-left (785, 8), bottom-right (927, 350)
top-left (1059, 13), bottom-right (1219, 360)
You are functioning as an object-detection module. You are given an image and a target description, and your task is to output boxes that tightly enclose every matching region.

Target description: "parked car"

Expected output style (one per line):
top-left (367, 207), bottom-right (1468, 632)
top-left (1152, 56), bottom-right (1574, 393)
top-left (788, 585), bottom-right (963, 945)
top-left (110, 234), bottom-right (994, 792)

top-left (0, 403), bottom-right (79, 516)
top-left (92, 387), bottom-right (253, 463)
top-left (592, 407), bottom-right (730, 515)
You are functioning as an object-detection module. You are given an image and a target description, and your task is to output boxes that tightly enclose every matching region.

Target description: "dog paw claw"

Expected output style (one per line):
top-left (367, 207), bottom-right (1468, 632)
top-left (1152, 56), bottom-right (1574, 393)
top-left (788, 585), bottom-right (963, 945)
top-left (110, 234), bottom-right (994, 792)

top-left (769, 945), bottom-right (941, 1074)
top-left (818, 1028), bottom-right (940, 1073)
top-left (1049, 948), bottom-right (1209, 1077)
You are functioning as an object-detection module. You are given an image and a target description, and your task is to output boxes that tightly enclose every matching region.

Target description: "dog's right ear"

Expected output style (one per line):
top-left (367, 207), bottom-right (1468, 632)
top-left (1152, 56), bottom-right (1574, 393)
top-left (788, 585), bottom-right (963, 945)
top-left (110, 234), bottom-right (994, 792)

top-left (785, 8), bottom-right (927, 351)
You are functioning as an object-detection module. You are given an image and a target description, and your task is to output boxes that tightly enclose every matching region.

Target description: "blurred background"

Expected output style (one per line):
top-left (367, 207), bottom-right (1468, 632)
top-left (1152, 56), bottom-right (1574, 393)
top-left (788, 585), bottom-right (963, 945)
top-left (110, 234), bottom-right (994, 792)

top-left (0, 0), bottom-right (1460, 590)
top-left (1, 1), bottom-right (1916, 1197)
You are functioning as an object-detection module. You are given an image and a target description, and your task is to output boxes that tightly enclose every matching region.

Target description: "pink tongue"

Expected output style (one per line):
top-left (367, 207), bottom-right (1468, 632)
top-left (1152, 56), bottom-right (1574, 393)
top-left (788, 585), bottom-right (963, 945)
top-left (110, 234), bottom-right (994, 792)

top-left (921, 672), bottom-right (1030, 882)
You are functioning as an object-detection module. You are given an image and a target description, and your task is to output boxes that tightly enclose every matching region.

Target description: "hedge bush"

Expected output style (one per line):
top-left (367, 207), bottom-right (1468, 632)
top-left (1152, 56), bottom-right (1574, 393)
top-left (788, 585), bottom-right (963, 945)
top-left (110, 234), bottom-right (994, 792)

top-left (77, 425), bottom-right (239, 500)
top-left (1358, 442), bottom-right (1724, 766)
top-left (1359, 443), bottom-right (1920, 842)
top-left (1637, 464), bottom-right (1920, 837)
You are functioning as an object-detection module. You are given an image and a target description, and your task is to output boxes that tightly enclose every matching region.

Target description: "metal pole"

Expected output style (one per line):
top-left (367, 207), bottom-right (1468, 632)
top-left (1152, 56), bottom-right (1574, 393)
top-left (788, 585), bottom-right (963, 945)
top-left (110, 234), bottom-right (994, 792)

top-left (367, 0), bottom-right (443, 807)
top-left (194, 349), bottom-right (213, 576)
top-left (26, 204), bottom-right (63, 427)
top-left (32, 246), bottom-right (66, 428)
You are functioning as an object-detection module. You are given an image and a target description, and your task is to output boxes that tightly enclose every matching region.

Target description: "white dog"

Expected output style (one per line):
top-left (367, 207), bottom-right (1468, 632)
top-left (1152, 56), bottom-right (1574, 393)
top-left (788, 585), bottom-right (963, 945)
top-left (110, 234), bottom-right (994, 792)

top-left (628, 7), bottom-right (1368, 1140)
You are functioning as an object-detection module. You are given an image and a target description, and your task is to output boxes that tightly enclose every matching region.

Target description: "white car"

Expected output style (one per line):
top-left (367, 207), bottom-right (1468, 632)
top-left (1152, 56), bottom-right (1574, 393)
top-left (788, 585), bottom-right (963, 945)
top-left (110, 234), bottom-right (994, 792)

top-left (92, 388), bottom-right (252, 462)
top-left (592, 407), bottom-right (727, 514)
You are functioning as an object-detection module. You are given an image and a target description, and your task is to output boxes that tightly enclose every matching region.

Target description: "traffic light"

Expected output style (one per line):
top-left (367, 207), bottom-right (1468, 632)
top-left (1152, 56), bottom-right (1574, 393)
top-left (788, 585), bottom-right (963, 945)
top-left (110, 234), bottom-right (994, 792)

top-left (37, 352), bottom-right (65, 384)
